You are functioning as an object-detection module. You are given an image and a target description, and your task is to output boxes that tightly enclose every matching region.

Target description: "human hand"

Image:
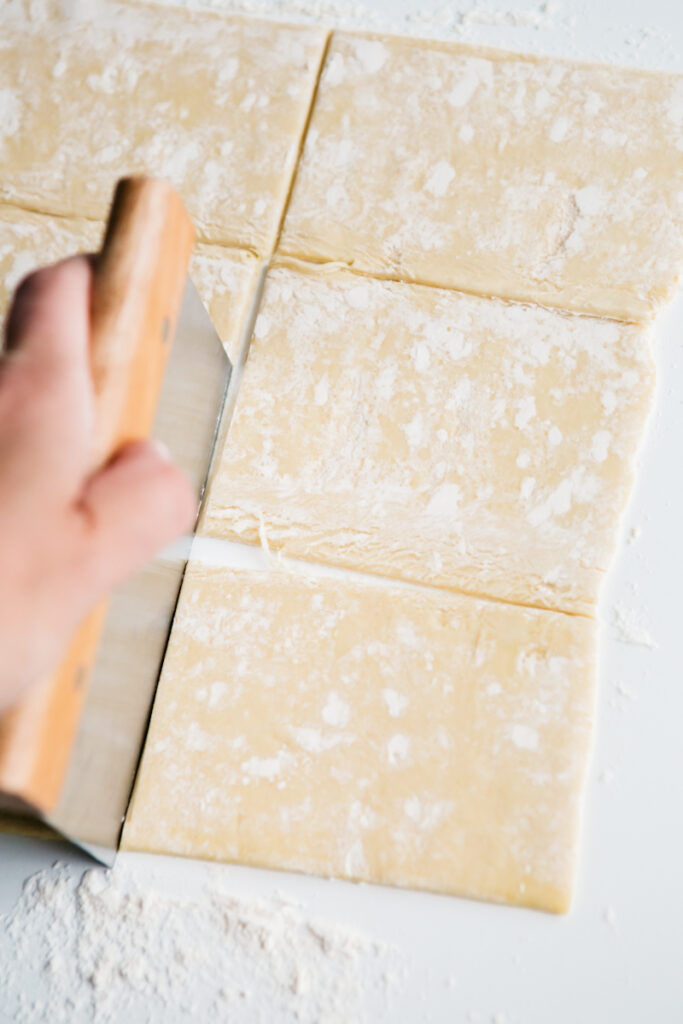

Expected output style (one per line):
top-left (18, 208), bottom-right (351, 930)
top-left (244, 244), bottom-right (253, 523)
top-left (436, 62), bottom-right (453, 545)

top-left (0, 256), bottom-right (196, 712)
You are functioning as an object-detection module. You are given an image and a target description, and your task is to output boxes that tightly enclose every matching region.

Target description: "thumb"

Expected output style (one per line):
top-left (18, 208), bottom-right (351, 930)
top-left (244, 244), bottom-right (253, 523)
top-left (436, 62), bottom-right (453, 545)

top-left (77, 440), bottom-right (197, 594)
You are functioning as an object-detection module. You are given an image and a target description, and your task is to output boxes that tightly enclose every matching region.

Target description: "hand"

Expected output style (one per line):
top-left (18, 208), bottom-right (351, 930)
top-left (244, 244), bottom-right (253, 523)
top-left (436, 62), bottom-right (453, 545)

top-left (0, 256), bottom-right (196, 711)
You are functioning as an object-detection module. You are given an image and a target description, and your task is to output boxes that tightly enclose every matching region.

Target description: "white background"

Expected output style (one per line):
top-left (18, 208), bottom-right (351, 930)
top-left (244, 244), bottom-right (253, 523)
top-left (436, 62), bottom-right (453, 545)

top-left (1, 0), bottom-right (682, 1021)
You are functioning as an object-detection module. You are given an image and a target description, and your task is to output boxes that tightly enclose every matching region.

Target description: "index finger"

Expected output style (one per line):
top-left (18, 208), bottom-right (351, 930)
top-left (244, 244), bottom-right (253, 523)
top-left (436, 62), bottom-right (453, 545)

top-left (4, 255), bottom-right (94, 378)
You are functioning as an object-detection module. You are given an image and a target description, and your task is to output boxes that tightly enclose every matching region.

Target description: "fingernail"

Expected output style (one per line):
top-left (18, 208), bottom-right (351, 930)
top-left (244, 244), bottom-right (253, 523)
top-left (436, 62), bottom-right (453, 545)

top-left (151, 439), bottom-right (172, 462)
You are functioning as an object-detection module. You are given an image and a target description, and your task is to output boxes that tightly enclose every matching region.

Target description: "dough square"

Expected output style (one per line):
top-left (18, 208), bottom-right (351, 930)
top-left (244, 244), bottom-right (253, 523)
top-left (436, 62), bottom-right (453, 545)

top-left (201, 262), bottom-right (654, 616)
top-left (0, 203), bottom-right (258, 363)
top-left (279, 32), bottom-right (683, 322)
top-left (122, 563), bottom-right (597, 914)
top-left (190, 243), bottom-right (260, 366)
top-left (0, 0), bottom-right (327, 252)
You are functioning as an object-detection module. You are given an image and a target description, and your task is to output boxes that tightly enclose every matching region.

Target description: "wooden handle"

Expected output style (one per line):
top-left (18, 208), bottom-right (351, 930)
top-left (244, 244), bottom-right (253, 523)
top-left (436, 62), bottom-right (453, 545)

top-left (0, 177), bottom-right (195, 815)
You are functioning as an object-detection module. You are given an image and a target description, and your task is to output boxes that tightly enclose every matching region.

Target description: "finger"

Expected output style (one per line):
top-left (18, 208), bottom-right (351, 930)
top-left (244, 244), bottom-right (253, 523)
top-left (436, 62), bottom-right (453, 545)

top-left (0, 257), bottom-right (96, 496)
top-left (4, 256), bottom-right (93, 375)
top-left (76, 440), bottom-right (197, 593)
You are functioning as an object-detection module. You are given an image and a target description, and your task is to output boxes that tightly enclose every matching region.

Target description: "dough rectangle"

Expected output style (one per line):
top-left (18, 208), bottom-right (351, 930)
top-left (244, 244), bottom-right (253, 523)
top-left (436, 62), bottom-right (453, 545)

top-left (279, 32), bottom-right (683, 321)
top-left (122, 563), bottom-right (597, 913)
top-left (0, 0), bottom-right (328, 253)
top-left (200, 261), bottom-right (654, 616)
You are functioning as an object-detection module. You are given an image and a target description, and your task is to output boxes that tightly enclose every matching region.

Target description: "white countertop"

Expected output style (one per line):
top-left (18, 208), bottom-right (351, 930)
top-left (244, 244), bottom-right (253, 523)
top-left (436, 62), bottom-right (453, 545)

top-left (1, 1), bottom-right (682, 1021)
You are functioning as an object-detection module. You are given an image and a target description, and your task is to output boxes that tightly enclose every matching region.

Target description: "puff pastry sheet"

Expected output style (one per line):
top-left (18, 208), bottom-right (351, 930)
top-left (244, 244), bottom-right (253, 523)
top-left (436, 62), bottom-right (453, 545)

top-left (0, 0), bottom-right (327, 253)
top-left (202, 262), bottom-right (654, 615)
top-left (123, 564), bottom-right (597, 914)
top-left (280, 32), bottom-right (683, 321)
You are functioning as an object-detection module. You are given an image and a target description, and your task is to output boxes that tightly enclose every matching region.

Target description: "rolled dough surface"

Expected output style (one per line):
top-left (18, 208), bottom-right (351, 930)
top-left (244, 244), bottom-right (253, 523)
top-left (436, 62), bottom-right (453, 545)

top-left (279, 32), bottom-right (683, 322)
top-left (0, 203), bottom-right (102, 310)
top-left (122, 563), bottom-right (597, 914)
top-left (1, 0), bottom-right (668, 910)
top-left (0, 203), bottom-right (257, 363)
top-left (0, 0), bottom-right (327, 253)
top-left (201, 261), bottom-right (654, 615)
top-left (186, 243), bottom-right (260, 365)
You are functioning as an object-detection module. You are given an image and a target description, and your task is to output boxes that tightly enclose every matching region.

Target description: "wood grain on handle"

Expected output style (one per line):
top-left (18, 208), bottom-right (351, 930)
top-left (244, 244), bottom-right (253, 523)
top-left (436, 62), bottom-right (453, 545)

top-left (0, 178), bottom-right (195, 815)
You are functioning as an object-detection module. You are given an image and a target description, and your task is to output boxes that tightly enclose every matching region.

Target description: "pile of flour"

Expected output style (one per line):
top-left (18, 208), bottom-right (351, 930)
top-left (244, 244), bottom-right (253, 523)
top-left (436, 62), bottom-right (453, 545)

top-left (0, 860), bottom-right (403, 1023)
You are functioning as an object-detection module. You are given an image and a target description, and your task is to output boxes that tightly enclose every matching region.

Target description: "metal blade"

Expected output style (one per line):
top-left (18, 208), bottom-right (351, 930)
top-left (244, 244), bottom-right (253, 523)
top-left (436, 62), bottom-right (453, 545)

top-left (44, 280), bottom-right (231, 857)
top-left (153, 278), bottom-right (232, 499)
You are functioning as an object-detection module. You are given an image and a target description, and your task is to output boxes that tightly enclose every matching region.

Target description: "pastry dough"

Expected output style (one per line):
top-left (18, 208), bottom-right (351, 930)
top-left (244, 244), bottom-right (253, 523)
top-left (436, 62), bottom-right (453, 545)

top-left (0, 203), bottom-right (257, 363)
top-left (0, 204), bottom-right (102, 311)
top-left (1, 0), bottom-right (668, 910)
top-left (187, 243), bottom-right (260, 365)
top-left (201, 262), bottom-right (654, 615)
top-left (122, 563), bottom-right (597, 913)
top-left (0, 0), bottom-right (327, 252)
top-left (279, 32), bottom-right (683, 322)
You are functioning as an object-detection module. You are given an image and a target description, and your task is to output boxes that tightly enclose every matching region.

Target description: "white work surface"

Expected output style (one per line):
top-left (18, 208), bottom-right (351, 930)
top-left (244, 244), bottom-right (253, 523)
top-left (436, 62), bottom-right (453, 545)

top-left (1, 1), bottom-right (682, 1021)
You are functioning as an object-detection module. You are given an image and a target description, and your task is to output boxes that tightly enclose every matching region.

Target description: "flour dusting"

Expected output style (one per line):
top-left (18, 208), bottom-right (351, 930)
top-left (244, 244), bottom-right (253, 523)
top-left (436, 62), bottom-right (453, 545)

top-left (612, 604), bottom-right (656, 648)
top-left (205, 262), bottom-right (654, 616)
top-left (0, 88), bottom-right (22, 152)
top-left (0, 861), bottom-right (403, 1024)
